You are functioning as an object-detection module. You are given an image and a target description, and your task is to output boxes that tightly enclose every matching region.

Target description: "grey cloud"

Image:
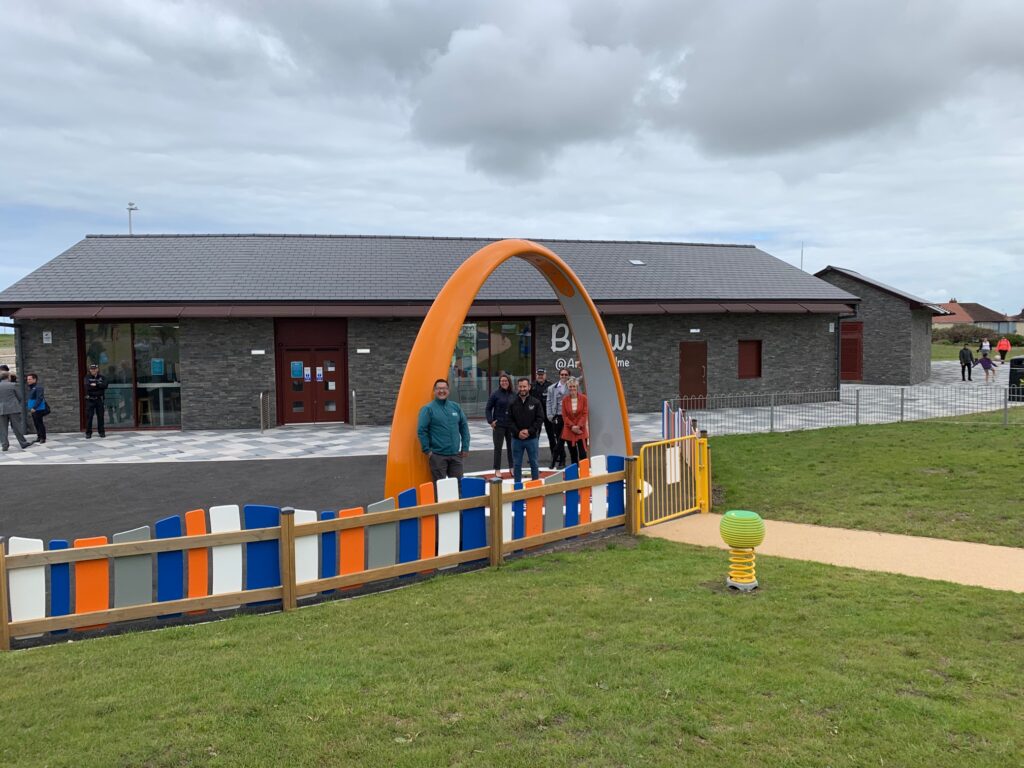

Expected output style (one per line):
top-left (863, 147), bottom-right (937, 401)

top-left (409, 15), bottom-right (646, 178)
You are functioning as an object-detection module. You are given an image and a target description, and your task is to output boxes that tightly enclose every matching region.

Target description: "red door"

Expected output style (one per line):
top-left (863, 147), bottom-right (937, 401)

top-left (279, 347), bottom-right (346, 424)
top-left (840, 322), bottom-right (863, 381)
top-left (679, 342), bottom-right (708, 407)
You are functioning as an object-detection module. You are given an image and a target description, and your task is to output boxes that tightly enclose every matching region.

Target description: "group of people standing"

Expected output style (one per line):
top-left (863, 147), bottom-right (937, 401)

top-left (0, 365), bottom-right (49, 452)
top-left (958, 337), bottom-right (1013, 383)
top-left (484, 367), bottom-right (588, 482)
top-left (417, 366), bottom-right (591, 487)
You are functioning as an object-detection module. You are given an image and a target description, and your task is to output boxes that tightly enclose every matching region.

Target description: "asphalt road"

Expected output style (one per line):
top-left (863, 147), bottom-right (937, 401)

top-left (0, 450), bottom-right (499, 543)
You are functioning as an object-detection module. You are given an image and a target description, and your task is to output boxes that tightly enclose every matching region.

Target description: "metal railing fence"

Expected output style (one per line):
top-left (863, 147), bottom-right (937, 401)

top-left (664, 385), bottom-right (1024, 437)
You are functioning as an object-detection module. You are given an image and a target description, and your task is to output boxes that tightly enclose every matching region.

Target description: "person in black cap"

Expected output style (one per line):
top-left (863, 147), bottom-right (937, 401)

top-left (83, 362), bottom-right (108, 438)
top-left (530, 367), bottom-right (557, 467)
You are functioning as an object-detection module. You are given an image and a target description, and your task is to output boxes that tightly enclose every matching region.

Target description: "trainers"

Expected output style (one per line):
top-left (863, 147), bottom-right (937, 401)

top-left (85, 433), bottom-right (92, 439)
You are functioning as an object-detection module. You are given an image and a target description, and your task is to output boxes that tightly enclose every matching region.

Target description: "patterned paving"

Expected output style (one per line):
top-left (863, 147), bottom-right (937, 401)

top-left (2, 361), bottom-right (1016, 465)
top-left (0, 412), bottom-right (665, 466)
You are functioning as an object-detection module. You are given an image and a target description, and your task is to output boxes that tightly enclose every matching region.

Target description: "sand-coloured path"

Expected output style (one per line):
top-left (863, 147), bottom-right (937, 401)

top-left (643, 513), bottom-right (1024, 593)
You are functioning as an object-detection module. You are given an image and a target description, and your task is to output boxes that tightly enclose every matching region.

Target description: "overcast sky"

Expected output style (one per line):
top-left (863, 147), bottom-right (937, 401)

top-left (2, 1), bottom-right (1022, 315)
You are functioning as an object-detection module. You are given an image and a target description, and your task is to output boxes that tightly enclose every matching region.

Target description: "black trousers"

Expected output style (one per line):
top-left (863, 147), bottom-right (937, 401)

top-left (566, 439), bottom-right (588, 466)
top-left (492, 425), bottom-right (513, 472)
top-left (85, 398), bottom-right (105, 436)
top-left (31, 411), bottom-right (47, 442)
top-left (961, 363), bottom-right (972, 381)
top-left (545, 416), bottom-right (565, 466)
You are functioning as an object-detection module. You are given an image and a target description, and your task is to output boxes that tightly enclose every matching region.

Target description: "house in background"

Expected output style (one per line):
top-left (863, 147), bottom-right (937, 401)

top-left (815, 266), bottom-right (949, 385)
top-left (933, 300), bottom-right (1014, 334)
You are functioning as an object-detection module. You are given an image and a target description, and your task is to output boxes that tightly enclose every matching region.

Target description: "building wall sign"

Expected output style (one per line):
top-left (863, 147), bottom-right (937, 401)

top-left (551, 322), bottom-right (633, 370)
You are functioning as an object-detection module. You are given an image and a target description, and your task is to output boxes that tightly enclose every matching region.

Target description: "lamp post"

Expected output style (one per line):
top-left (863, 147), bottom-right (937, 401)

top-left (127, 202), bottom-right (138, 235)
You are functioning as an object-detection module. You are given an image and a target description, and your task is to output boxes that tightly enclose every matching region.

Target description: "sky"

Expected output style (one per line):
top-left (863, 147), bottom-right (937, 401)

top-left (1, 0), bottom-right (1023, 318)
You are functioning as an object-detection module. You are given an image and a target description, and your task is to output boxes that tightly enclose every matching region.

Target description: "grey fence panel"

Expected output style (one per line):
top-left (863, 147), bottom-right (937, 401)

top-left (665, 386), bottom-right (1023, 437)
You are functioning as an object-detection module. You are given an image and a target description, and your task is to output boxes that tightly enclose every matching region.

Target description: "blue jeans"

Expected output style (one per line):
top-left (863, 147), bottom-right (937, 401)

top-left (512, 436), bottom-right (540, 483)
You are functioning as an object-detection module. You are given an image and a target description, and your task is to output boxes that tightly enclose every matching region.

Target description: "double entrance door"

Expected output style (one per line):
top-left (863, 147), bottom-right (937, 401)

top-left (279, 347), bottom-right (346, 424)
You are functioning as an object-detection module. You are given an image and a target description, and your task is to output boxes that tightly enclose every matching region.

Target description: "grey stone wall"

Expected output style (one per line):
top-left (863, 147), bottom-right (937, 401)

top-left (180, 319), bottom-right (275, 429)
top-left (347, 318), bottom-right (422, 425)
top-left (15, 319), bottom-right (80, 434)
top-left (535, 312), bottom-right (839, 411)
top-left (909, 310), bottom-right (934, 384)
top-left (820, 272), bottom-right (929, 385)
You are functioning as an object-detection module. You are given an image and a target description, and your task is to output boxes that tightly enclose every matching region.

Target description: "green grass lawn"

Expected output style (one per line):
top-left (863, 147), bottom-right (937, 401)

top-left (1, 538), bottom-right (1021, 767)
top-left (0, 334), bottom-right (13, 350)
top-left (712, 421), bottom-right (1023, 547)
top-left (931, 341), bottom-right (962, 361)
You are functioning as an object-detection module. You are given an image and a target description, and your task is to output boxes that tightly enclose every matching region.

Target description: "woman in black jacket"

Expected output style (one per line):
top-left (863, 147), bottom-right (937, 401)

top-left (485, 373), bottom-right (516, 476)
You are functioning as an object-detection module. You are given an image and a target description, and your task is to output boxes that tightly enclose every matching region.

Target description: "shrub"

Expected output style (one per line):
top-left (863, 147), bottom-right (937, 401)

top-left (932, 324), bottom-right (1023, 346)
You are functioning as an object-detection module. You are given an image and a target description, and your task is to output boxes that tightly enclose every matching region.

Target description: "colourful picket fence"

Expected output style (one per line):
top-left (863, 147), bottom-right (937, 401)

top-left (0, 456), bottom-right (635, 650)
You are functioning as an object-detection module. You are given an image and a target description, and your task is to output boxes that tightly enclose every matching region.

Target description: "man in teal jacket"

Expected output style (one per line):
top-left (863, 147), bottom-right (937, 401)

top-left (417, 378), bottom-right (471, 481)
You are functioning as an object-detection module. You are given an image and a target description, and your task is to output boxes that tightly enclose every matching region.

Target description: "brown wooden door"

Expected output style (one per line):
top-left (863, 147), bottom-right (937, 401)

top-left (679, 341), bottom-right (708, 407)
top-left (840, 322), bottom-right (863, 381)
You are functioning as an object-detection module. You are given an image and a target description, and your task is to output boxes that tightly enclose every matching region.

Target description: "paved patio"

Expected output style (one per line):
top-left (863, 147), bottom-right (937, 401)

top-left (0, 361), bottom-right (1016, 466)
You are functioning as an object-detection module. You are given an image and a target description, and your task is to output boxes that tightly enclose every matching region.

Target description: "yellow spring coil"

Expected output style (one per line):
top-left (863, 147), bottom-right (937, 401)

top-left (727, 547), bottom-right (757, 584)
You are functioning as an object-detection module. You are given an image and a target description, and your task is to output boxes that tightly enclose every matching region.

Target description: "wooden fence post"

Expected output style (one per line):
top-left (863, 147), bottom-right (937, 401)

top-left (0, 542), bottom-right (10, 651)
top-left (279, 507), bottom-right (297, 612)
top-left (625, 456), bottom-right (640, 535)
top-left (488, 480), bottom-right (504, 567)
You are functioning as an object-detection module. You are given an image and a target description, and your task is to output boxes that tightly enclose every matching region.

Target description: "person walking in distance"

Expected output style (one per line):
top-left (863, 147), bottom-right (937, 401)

top-left (25, 372), bottom-right (49, 444)
top-left (508, 376), bottom-right (544, 482)
top-left (485, 373), bottom-right (516, 477)
top-left (560, 376), bottom-right (589, 466)
top-left (546, 368), bottom-right (570, 469)
top-left (417, 378), bottom-right (470, 482)
top-left (0, 371), bottom-right (31, 452)
top-left (83, 362), bottom-right (108, 438)
top-left (959, 343), bottom-right (975, 382)
top-left (996, 336), bottom-right (1011, 364)
top-left (530, 368), bottom-right (556, 467)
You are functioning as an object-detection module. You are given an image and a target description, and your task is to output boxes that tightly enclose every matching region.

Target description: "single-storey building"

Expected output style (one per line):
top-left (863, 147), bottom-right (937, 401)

top-left (0, 235), bottom-right (862, 432)
top-left (815, 266), bottom-right (948, 385)
top-left (933, 300), bottom-right (1015, 335)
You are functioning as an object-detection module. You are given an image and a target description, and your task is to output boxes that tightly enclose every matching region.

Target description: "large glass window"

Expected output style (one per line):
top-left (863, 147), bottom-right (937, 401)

top-left (449, 320), bottom-right (533, 417)
top-left (82, 322), bottom-right (181, 428)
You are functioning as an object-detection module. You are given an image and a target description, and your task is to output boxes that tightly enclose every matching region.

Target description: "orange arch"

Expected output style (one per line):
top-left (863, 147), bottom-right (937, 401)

top-left (384, 239), bottom-right (631, 498)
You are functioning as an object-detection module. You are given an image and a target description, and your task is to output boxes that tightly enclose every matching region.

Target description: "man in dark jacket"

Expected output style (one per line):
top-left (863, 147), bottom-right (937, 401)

top-left (508, 377), bottom-right (545, 482)
top-left (959, 344), bottom-right (975, 382)
top-left (83, 362), bottom-right (108, 438)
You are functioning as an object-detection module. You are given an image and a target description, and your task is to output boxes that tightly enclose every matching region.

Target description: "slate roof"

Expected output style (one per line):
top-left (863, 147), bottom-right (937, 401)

top-left (934, 301), bottom-right (1008, 324)
top-left (814, 266), bottom-right (949, 315)
top-left (0, 234), bottom-right (858, 307)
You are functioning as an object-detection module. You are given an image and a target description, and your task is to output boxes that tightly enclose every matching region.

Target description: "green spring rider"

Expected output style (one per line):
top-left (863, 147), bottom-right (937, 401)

top-left (720, 510), bottom-right (766, 591)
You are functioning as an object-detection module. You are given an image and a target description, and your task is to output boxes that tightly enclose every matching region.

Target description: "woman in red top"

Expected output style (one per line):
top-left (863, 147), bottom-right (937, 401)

top-left (996, 337), bottom-right (1011, 363)
top-left (560, 376), bottom-right (589, 465)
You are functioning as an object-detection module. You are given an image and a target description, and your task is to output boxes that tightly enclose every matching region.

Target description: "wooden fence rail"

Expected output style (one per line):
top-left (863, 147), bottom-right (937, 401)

top-left (1, 458), bottom-right (637, 650)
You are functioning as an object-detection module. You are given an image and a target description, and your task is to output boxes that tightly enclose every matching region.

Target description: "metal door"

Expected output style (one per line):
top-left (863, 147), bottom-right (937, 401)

top-left (679, 341), bottom-right (707, 408)
top-left (311, 350), bottom-right (345, 423)
top-left (281, 349), bottom-right (315, 423)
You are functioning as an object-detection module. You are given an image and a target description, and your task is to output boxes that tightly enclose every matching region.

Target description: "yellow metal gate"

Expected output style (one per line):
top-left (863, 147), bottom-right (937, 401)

top-left (637, 435), bottom-right (711, 527)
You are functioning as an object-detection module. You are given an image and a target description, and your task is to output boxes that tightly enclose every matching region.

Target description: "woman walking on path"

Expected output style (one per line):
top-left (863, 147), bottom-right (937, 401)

top-left (996, 337), bottom-right (1011, 363)
top-left (979, 337), bottom-right (992, 356)
top-left (975, 352), bottom-right (998, 383)
top-left (561, 376), bottom-right (589, 466)
top-left (485, 373), bottom-right (516, 476)
top-left (26, 372), bottom-right (48, 444)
